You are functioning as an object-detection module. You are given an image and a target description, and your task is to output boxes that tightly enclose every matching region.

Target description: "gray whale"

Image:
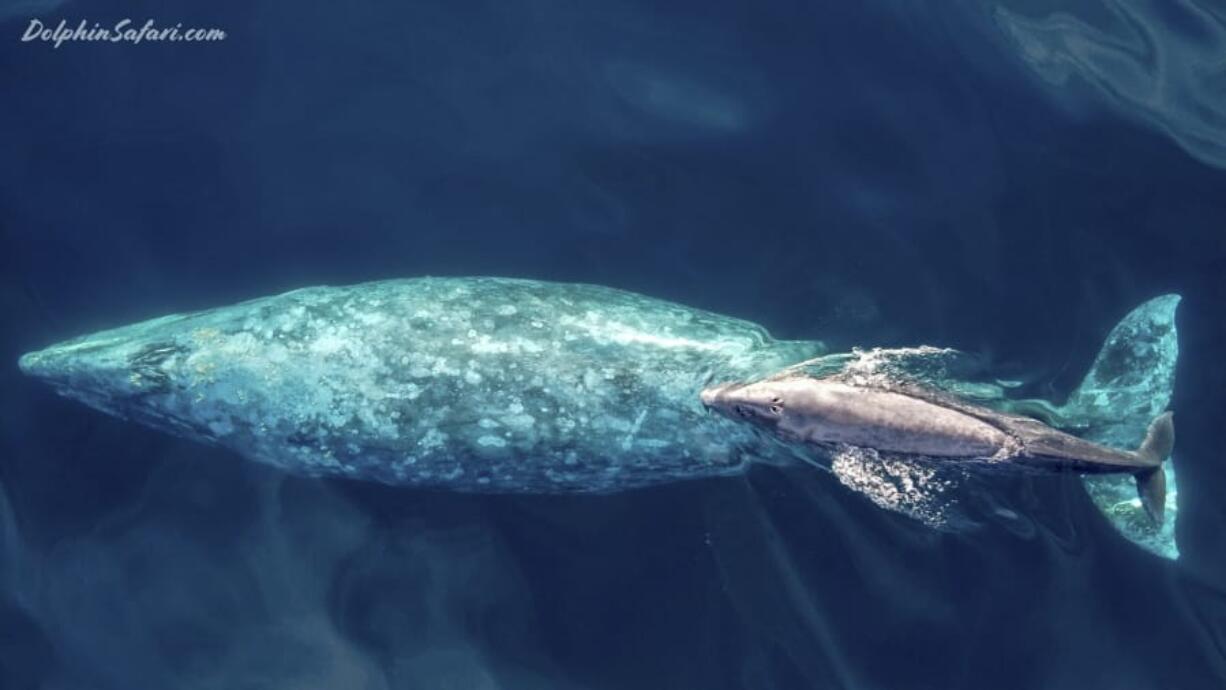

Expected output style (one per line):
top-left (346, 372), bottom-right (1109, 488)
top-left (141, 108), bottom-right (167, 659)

top-left (17, 278), bottom-right (1182, 556)
top-left (18, 277), bottom-right (824, 492)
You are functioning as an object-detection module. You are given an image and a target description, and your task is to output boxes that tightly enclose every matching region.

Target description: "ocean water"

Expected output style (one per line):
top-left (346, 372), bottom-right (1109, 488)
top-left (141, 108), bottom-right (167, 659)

top-left (2, 1), bottom-right (1226, 688)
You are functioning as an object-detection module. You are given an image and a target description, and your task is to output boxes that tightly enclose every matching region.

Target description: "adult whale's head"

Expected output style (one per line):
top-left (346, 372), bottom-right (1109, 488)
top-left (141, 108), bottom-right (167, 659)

top-left (18, 310), bottom-right (229, 440)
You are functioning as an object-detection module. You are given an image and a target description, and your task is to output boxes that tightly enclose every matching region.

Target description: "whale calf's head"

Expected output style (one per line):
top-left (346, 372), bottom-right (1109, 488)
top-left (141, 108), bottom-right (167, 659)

top-left (701, 375), bottom-right (846, 444)
top-left (700, 380), bottom-right (789, 431)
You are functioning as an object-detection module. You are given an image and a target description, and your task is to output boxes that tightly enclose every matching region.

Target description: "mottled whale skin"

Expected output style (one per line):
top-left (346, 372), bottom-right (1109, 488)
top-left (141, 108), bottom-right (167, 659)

top-left (18, 278), bottom-right (825, 492)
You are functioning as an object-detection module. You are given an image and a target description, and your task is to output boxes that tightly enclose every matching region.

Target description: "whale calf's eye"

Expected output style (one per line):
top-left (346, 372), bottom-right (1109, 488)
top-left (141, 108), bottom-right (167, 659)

top-left (769, 405), bottom-right (782, 414)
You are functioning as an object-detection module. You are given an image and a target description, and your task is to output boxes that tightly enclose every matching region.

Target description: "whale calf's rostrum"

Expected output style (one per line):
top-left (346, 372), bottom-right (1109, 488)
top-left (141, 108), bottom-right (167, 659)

top-left (17, 277), bottom-right (825, 492)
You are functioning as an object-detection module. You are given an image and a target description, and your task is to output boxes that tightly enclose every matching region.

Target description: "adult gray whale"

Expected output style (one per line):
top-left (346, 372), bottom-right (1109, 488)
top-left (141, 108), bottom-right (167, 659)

top-left (17, 278), bottom-right (1181, 555)
top-left (18, 277), bottom-right (824, 492)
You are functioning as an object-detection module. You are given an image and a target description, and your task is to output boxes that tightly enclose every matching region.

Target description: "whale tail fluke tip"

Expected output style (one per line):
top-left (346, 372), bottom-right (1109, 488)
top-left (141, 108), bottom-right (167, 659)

top-left (1134, 411), bottom-right (1174, 526)
top-left (1137, 411), bottom-right (1175, 466)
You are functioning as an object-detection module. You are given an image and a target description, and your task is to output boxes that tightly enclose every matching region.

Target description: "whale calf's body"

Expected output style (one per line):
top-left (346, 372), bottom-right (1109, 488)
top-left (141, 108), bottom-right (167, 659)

top-left (700, 377), bottom-right (1174, 524)
top-left (18, 277), bottom-right (824, 492)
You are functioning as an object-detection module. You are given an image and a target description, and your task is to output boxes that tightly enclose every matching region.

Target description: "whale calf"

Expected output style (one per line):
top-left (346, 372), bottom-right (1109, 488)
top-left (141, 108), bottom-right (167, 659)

top-left (17, 278), bottom-right (1181, 554)
top-left (700, 377), bottom-right (1174, 525)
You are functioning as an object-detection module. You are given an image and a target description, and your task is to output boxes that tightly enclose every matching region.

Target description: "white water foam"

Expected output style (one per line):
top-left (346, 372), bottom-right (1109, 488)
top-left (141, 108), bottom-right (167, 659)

top-left (829, 445), bottom-right (961, 530)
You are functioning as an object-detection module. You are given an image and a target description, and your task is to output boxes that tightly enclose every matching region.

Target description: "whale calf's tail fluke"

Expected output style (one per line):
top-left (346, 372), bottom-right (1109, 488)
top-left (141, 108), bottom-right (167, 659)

top-left (1133, 411), bottom-right (1174, 526)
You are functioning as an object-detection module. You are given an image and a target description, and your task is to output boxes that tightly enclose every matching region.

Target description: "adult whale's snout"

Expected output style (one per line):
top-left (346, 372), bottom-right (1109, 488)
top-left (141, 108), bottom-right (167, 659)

top-left (17, 348), bottom-right (51, 379)
top-left (18, 317), bottom-right (199, 422)
top-left (20, 334), bottom-right (131, 390)
top-left (20, 337), bottom-right (133, 420)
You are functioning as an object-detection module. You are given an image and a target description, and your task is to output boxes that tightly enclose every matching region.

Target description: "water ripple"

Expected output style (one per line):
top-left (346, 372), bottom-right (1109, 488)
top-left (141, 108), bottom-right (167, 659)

top-left (995, 0), bottom-right (1226, 168)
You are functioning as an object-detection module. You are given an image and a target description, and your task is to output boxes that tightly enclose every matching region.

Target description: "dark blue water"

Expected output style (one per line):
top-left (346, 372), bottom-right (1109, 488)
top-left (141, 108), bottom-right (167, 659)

top-left (2, 1), bottom-right (1225, 688)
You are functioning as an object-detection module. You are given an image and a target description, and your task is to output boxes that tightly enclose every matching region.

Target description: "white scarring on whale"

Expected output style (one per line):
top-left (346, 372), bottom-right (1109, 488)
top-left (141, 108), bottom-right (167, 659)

top-left (17, 278), bottom-right (1181, 557)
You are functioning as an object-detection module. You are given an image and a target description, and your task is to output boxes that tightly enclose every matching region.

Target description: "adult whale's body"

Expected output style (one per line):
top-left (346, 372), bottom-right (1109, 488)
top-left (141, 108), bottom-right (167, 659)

top-left (18, 278), bottom-right (824, 492)
top-left (18, 278), bottom-right (1182, 556)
